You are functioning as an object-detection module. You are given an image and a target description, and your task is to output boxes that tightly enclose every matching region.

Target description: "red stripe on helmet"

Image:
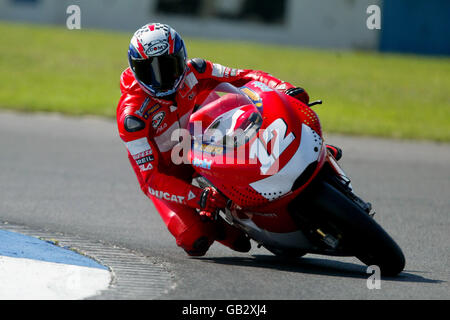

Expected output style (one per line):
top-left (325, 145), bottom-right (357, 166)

top-left (136, 38), bottom-right (148, 59)
top-left (148, 24), bottom-right (155, 31)
top-left (168, 32), bottom-right (175, 54)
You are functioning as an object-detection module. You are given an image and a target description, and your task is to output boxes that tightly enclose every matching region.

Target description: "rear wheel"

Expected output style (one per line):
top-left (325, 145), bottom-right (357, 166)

top-left (290, 179), bottom-right (405, 276)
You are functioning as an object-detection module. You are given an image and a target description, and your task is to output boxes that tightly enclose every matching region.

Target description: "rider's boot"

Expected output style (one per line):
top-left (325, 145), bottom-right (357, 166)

top-left (215, 219), bottom-right (251, 253)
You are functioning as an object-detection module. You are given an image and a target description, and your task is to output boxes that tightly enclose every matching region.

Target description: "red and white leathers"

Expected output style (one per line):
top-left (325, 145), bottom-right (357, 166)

top-left (116, 59), bottom-right (309, 255)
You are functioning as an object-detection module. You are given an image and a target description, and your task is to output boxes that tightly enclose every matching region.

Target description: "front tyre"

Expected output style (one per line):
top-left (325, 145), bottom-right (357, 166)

top-left (292, 180), bottom-right (405, 276)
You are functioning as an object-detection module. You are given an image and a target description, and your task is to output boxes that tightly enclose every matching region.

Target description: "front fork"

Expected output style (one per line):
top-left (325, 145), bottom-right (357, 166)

top-left (324, 152), bottom-right (373, 215)
top-left (326, 152), bottom-right (353, 191)
top-left (290, 150), bottom-right (374, 252)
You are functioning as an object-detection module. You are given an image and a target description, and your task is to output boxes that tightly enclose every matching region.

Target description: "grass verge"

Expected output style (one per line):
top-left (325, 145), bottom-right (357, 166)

top-left (0, 22), bottom-right (449, 141)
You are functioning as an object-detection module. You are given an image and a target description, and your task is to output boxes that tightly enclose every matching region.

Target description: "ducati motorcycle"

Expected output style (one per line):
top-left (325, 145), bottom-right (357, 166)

top-left (187, 81), bottom-right (405, 276)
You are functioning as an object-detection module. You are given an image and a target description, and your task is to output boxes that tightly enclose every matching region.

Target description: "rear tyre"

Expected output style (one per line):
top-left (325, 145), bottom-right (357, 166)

top-left (292, 180), bottom-right (405, 276)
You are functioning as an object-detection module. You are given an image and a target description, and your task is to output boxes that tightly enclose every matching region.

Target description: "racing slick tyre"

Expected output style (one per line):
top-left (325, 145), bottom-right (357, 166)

top-left (292, 179), bottom-right (405, 276)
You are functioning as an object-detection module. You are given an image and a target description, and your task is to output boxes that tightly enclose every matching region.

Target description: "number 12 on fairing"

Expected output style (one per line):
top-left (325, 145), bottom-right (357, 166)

top-left (250, 118), bottom-right (295, 174)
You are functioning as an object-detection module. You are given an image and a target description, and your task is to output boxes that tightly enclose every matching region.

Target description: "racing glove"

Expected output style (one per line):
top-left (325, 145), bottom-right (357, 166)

top-left (198, 187), bottom-right (228, 221)
top-left (285, 87), bottom-right (310, 105)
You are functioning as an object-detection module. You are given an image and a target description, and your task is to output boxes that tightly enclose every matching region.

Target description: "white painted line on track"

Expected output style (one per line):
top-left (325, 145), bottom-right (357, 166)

top-left (0, 229), bottom-right (112, 300)
top-left (0, 224), bottom-right (175, 299)
top-left (0, 255), bottom-right (111, 300)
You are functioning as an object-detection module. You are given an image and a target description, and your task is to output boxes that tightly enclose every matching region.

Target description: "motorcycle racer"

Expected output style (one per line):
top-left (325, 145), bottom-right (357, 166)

top-left (116, 23), bottom-right (338, 256)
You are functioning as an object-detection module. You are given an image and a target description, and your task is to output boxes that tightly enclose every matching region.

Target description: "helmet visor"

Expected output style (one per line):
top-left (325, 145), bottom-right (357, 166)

top-left (131, 49), bottom-right (186, 92)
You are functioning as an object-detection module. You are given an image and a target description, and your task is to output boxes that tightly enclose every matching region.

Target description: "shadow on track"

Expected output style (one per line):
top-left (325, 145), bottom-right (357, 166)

top-left (198, 254), bottom-right (443, 284)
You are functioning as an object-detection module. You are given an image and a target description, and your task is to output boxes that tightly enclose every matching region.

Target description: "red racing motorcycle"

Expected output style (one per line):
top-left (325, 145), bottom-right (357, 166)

top-left (187, 81), bottom-right (405, 276)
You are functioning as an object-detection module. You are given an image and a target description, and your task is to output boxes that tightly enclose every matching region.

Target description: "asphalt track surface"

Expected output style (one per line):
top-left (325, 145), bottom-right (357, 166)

top-left (0, 111), bottom-right (449, 300)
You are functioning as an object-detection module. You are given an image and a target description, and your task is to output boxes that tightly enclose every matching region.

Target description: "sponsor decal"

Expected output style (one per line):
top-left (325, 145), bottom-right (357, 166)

top-left (192, 157), bottom-right (212, 170)
top-left (193, 141), bottom-right (223, 155)
top-left (188, 190), bottom-right (196, 201)
top-left (126, 138), bottom-right (154, 171)
top-left (139, 162), bottom-right (153, 171)
top-left (147, 103), bottom-right (162, 116)
top-left (240, 87), bottom-right (262, 108)
top-left (132, 149), bottom-right (153, 160)
top-left (251, 81), bottom-right (273, 92)
top-left (152, 111), bottom-right (165, 129)
top-left (136, 99), bottom-right (161, 120)
top-left (136, 155), bottom-right (154, 165)
top-left (156, 122), bottom-right (168, 133)
top-left (148, 187), bottom-right (185, 204)
top-left (145, 40), bottom-right (169, 56)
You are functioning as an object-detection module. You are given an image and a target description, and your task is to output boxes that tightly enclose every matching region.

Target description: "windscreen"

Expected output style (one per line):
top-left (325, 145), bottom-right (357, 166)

top-left (198, 83), bottom-right (263, 148)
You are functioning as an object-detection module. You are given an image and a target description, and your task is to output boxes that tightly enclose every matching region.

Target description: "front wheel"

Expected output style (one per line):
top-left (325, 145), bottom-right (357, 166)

top-left (291, 180), bottom-right (405, 276)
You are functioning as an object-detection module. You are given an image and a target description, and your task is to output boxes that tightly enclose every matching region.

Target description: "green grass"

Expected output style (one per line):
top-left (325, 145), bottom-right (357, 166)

top-left (1, 21), bottom-right (449, 141)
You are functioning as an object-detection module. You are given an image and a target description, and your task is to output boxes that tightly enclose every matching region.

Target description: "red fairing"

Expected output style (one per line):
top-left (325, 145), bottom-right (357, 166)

top-left (116, 60), bottom-right (302, 250)
top-left (187, 80), bottom-right (325, 233)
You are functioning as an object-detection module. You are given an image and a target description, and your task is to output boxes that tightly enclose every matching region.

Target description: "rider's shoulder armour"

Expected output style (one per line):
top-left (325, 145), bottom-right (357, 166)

top-left (189, 58), bottom-right (207, 74)
top-left (124, 115), bottom-right (146, 132)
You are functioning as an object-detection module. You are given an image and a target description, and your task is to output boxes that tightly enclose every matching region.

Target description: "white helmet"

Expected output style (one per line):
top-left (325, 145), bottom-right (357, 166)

top-left (128, 23), bottom-right (187, 98)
